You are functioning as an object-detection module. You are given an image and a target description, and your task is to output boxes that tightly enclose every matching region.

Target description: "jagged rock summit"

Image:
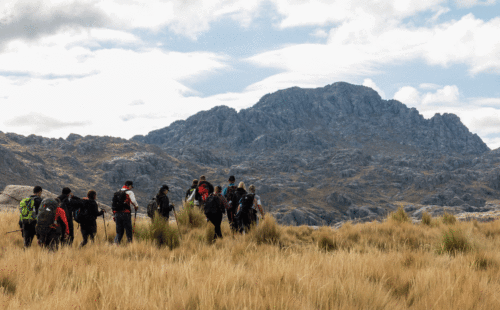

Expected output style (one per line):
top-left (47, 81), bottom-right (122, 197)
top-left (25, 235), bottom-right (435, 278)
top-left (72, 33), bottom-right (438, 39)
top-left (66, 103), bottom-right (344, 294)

top-left (133, 82), bottom-right (489, 155)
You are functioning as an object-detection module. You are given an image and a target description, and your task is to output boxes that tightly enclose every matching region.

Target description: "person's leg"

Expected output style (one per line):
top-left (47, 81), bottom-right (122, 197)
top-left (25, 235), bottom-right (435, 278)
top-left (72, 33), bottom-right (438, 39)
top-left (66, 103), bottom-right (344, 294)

top-left (67, 220), bottom-right (74, 245)
top-left (114, 213), bottom-right (125, 244)
top-left (214, 213), bottom-right (223, 239)
top-left (124, 213), bottom-right (133, 243)
top-left (80, 226), bottom-right (89, 247)
top-left (24, 222), bottom-right (36, 248)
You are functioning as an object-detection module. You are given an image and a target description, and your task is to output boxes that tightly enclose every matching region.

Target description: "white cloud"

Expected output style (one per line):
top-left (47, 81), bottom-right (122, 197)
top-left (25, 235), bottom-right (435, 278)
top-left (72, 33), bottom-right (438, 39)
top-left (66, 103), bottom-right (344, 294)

top-left (422, 85), bottom-right (460, 105)
top-left (454, 0), bottom-right (497, 8)
top-left (394, 86), bottom-right (422, 105)
top-left (362, 78), bottom-right (386, 99)
top-left (419, 83), bottom-right (441, 90)
top-left (311, 29), bottom-right (328, 38)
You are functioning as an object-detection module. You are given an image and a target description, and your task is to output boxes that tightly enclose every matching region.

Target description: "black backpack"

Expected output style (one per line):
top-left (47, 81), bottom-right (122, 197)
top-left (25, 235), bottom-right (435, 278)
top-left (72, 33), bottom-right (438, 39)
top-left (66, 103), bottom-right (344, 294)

top-left (240, 194), bottom-right (255, 213)
top-left (231, 189), bottom-right (246, 210)
top-left (147, 198), bottom-right (158, 218)
top-left (74, 200), bottom-right (92, 224)
top-left (204, 195), bottom-right (221, 215)
top-left (112, 190), bottom-right (129, 212)
top-left (224, 186), bottom-right (237, 208)
top-left (36, 202), bottom-right (58, 236)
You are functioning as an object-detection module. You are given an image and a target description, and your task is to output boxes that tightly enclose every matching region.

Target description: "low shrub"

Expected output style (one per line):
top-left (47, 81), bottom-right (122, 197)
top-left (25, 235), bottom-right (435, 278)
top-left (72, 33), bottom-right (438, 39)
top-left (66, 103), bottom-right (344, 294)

top-left (177, 202), bottom-right (206, 229)
top-left (390, 206), bottom-right (411, 223)
top-left (421, 212), bottom-right (432, 226)
top-left (251, 215), bottom-right (281, 245)
top-left (439, 228), bottom-right (471, 255)
top-left (442, 212), bottom-right (457, 225)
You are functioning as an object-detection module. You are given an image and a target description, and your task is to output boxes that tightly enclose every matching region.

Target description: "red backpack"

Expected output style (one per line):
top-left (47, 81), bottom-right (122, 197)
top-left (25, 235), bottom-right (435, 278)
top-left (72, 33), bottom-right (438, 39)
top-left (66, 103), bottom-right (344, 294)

top-left (198, 183), bottom-right (210, 202)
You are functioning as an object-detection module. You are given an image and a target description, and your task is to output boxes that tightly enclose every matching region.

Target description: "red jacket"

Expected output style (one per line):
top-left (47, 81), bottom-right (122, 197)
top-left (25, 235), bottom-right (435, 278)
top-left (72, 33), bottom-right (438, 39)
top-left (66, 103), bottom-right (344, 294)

top-left (55, 207), bottom-right (70, 235)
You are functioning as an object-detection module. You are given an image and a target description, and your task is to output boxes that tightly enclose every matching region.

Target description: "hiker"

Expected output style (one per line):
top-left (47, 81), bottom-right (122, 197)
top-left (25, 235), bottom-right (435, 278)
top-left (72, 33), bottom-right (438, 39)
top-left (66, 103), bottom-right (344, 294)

top-left (230, 182), bottom-right (247, 232)
top-left (204, 186), bottom-right (229, 240)
top-left (247, 185), bottom-right (265, 225)
top-left (18, 186), bottom-right (43, 248)
top-left (79, 190), bottom-right (105, 247)
top-left (57, 187), bottom-right (82, 245)
top-left (36, 198), bottom-right (69, 251)
top-left (156, 185), bottom-right (174, 222)
top-left (195, 175), bottom-right (214, 208)
top-left (223, 176), bottom-right (238, 230)
top-left (185, 179), bottom-right (198, 206)
top-left (112, 180), bottom-right (139, 244)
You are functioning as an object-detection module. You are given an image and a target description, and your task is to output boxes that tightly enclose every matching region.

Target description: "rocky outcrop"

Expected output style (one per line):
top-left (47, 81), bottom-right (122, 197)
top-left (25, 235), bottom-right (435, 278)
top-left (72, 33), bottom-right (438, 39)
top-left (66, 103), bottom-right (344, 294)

top-left (133, 82), bottom-right (489, 155)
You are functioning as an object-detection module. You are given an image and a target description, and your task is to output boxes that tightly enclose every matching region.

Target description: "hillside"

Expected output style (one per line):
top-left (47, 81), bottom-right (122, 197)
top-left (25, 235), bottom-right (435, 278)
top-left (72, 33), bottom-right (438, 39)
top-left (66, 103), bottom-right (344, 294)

top-left (1, 82), bottom-right (499, 226)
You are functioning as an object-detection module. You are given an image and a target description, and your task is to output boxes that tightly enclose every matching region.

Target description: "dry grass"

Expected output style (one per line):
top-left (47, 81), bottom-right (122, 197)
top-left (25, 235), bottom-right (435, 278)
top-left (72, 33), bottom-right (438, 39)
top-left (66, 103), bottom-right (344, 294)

top-left (1, 210), bottom-right (500, 309)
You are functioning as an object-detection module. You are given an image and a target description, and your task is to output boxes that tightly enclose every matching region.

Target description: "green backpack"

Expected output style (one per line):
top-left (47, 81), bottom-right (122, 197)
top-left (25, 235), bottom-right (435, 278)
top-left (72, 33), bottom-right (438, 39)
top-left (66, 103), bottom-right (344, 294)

top-left (19, 197), bottom-right (36, 223)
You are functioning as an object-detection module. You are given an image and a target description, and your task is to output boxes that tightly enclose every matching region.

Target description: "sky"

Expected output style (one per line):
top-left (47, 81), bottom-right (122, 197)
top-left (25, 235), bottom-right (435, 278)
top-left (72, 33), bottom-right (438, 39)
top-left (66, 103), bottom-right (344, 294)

top-left (0, 0), bottom-right (499, 149)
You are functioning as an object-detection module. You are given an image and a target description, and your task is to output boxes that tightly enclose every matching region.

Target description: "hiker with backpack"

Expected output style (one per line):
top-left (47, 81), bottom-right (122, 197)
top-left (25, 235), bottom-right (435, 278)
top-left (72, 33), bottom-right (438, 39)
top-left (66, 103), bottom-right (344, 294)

top-left (204, 186), bottom-right (229, 240)
top-left (148, 185), bottom-right (174, 222)
top-left (185, 179), bottom-right (198, 206)
top-left (112, 180), bottom-right (139, 244)
top-left (228, 182), bottom-right (247, 232)
top-left (247, 185), bottom-right (265, 225)
top-left (36, 198), bottom-right (69, 251)
top-left (57, 187), bottom-right (82, 245)
top-left (18, 186), bottom-right (43, 248)
top-left (78, 190), bottom-right (105, 247)
top-left (222, 176), bottom-right (238, 231)
top-left (195, 175), bottom-right (214, 208)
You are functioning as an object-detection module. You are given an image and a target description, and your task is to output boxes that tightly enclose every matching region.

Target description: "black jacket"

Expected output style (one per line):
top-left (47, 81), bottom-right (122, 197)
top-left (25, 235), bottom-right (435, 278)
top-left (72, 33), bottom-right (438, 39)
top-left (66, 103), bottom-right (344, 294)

top-left (156, 194), bottom-right (171, 218)
top-left (30, 195), bottom-right (43, 216)
top-left (57, 194), bottom-right (82, 225)
top-left (82, 199), bottom-right (104, 227)
top-left (232, 188), bottom-right (247, 209)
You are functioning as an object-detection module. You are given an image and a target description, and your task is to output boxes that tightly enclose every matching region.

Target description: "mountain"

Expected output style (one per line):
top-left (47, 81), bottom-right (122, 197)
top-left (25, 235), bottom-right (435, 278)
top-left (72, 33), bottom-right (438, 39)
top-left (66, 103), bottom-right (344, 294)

top-left (132, 82), bottom-right (489, 155)
top-left (1, 82), bottom-right (499, 226)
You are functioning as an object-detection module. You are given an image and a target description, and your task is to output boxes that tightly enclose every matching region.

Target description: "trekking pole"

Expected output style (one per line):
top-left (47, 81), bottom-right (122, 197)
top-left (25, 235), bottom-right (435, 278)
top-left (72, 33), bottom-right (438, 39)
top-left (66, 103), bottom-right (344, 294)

top-left (173, 208), bottom-right (182, 240)
top-left (133, 209), bottom-right (137, 234)
top-left (5, 229), bottom-right (22, 234)
top-left (102, 214), bottom-right (108, 240)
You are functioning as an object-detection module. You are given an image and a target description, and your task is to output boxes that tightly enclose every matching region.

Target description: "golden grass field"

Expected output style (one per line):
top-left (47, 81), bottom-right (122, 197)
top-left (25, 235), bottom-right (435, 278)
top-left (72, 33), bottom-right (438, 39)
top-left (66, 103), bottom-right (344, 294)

top-left (1, 205), bottom-right (500, 310)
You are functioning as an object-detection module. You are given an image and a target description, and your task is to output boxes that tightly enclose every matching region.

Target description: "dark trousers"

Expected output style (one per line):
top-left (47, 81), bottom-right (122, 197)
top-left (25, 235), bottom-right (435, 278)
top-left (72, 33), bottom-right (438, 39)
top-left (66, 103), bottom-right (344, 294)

top-left (61, 219), bottom-right (75, 245)
top-left (206, 212), bottom-right (223, 239)
top-left (80, 224), bottom-right (97, 247)
top-left (21, 221), bottom-right (37, 248)
top-left (236, 210), bottom-right (252, 233)
top-left (114, 212), bottom-right (133, 244)
top-left (39, 230), bottom-right (61, 251)
top-left (227, 208), bottom-right (237, 231)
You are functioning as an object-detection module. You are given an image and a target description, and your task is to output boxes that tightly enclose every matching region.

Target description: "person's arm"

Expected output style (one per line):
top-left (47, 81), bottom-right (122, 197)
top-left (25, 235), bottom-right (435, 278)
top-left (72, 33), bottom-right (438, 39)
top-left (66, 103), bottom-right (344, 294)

top-left (56, 207), bottom-right (70, 236)
top-left (219, 195), bottom-right (230, 210)
top-left (127, 190), bottom-right (139, 209)
top-left (34, 197), bottom-right (42, 216)
top-left (254, 197), bottom-right (265, 217)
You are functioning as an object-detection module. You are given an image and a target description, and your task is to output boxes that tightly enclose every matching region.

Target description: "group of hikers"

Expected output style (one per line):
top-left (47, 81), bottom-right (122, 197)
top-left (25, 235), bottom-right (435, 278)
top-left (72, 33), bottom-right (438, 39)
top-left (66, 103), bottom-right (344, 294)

top-left (12, 175), bottom-right (265, 250)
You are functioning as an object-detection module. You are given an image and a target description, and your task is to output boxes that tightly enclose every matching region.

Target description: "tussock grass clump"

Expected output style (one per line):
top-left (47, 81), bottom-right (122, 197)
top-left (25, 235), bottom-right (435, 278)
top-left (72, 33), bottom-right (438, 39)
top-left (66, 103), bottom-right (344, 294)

top-left (205, 224), bottom-right (216, 244)
top-left (442, 212), bottom-right (457, 225)
top-left (470, 251), bottom-right (498, 270)
top-left (136, 212), bottom-right (180, 249)
top-left (0, 275), bottom-right (16, 295)
top-left (250, 215), bottom-right (281, 245)
top-left (177, 202), bottom-right (206, 229)
top-left (390, 206), bottom-right (411, 223)
top-left (317, 233), bottom-right (337, 252)
top-left (421, 211), bottom-right (432, 226)
top-left (439, 228), bottom-right (471, 255)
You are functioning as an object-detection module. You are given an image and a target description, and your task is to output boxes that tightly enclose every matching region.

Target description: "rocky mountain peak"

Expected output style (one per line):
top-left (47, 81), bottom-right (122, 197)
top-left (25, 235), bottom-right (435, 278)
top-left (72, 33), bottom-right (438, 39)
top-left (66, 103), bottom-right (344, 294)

top-left (133, 82), bottom-right (489, 155)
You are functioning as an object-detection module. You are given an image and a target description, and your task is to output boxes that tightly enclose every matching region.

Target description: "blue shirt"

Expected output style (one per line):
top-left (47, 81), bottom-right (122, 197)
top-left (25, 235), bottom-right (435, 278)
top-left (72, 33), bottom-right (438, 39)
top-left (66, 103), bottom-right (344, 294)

top-left (222, 183), bottom-right (236, 196)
